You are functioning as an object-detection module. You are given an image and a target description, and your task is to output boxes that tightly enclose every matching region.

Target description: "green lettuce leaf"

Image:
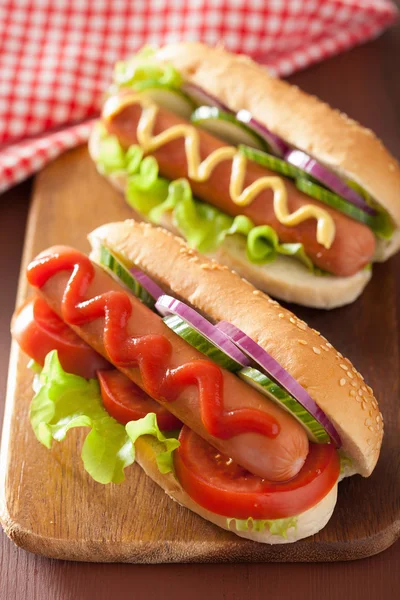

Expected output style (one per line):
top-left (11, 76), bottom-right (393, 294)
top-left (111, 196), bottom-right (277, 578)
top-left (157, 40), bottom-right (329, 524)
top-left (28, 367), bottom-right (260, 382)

top-left (30, 351), bottom-right (135, 484)
top-left (126, 413), bottom-right (180, 474)
top-left (30, 351), bottom-right (180, 484)
top-left (99, 135), bottom-right (320, 273)
top-left (339, 453), bottom-right (353, 476)
top-left (227, 516), bottom-right (298, 539)
top-left (113, 47), bottom-right (182, 90)
top-left (97, 134), bottom-right (126, 175)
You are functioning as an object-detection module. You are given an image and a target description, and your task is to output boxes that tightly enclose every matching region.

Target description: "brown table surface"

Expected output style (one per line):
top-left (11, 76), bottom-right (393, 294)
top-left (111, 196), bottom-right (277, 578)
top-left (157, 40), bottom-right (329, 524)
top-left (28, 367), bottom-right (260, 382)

top-left (1, 22), bottom-right (400, 600)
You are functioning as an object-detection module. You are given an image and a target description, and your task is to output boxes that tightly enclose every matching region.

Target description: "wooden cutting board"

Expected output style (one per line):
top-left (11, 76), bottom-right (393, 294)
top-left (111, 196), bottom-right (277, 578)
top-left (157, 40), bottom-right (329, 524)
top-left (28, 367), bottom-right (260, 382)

top-left (0, 146), bottom-right (399, 563)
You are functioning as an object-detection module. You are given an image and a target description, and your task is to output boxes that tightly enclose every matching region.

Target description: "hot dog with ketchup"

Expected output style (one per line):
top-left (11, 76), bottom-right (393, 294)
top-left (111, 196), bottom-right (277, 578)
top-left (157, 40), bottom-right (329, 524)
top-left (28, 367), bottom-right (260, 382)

top-left (11, 220), bottom-right (383, 544)
top-left (90, 42), bottom-right (400, 309)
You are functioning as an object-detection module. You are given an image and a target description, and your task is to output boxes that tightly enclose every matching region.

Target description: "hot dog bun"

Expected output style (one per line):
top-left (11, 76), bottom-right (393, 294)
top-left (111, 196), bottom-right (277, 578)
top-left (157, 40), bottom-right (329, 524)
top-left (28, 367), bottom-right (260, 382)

top-left (88, 220), bottom-right (383, 477)
top-left (134, 434), bottom-right (338, 544)
top-left (154, 42), bottom-right (400, 261)
top-left (89, 127), bottom-right (371, 309)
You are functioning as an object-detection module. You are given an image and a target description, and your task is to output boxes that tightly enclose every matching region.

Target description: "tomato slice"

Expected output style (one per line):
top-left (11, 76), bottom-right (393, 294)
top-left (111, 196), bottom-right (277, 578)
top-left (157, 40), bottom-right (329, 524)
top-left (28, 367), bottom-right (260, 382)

top-left (97, 369), bottom-right (182, 431)
top-left (174, 426), bottom-right (340, 520)
top-left (12, 295), bottom-right (109, 379)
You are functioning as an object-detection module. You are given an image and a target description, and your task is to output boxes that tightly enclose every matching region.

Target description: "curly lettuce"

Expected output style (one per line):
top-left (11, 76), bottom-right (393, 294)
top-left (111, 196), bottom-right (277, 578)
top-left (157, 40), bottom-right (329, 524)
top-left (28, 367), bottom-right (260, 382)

top-left (227, 516), bottom-right (298, 539)
top-left (113, 47), bottom-right (182, 91)
top-left (126, 413), bottom-right (180, 474)
top-left (30, 351), bottom-right (180, 484)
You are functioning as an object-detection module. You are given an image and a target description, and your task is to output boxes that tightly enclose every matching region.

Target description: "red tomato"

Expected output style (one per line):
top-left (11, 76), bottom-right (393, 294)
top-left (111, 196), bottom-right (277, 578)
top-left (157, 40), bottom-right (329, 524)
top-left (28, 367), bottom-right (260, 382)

top-left (97, 369), bottom-right (182, 431)
top-left (12, 295), bottom-right (109, 379)
top-left (174, 426), bottom-right (340, 520)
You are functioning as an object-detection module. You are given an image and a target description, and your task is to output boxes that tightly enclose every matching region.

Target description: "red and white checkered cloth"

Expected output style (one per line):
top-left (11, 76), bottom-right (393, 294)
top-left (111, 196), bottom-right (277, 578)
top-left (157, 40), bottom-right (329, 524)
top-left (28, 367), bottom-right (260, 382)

top-left (0, 0), bottom-right (397, 194)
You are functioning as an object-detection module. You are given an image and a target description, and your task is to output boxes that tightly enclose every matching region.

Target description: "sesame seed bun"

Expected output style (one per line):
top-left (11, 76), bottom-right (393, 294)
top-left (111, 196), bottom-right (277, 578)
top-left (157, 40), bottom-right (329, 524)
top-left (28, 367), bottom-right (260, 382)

top-left (134, 434), bottom-right (338, 544)
top-left (88, 220), bottom-right (383, 477)
top-left (153, 42), bottom-right (400, 261)
top-left (88, 128), bottom-right (371, 309)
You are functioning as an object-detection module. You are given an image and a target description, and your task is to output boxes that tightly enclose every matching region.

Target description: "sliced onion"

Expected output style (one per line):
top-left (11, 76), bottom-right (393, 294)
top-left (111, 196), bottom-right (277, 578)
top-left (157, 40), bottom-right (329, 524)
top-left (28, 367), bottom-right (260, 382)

top-left (236, 110), bottom-right (289, 157)
top-left (217, 321), bottom-right (341, 447)
top-left (155, 295), bottom-right (250, 368)
top-left (285, 149), bottom-right (376, 216)
top-left (129, 267), bottom-right (165, 301)
top-left (182, 82), bottom-right (232, 113)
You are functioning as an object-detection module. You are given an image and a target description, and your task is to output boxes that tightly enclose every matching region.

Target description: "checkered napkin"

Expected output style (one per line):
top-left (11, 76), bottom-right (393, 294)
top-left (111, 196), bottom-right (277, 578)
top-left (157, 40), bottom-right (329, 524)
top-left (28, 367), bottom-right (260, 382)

top-left (0, 0), bottom-right (397, 194)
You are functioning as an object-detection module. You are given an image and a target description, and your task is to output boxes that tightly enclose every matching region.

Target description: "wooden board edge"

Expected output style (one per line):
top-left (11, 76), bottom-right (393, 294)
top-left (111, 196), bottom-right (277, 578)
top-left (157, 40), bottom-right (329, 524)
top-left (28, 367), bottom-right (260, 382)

top-left (0, 514), bottom-right (399, 564)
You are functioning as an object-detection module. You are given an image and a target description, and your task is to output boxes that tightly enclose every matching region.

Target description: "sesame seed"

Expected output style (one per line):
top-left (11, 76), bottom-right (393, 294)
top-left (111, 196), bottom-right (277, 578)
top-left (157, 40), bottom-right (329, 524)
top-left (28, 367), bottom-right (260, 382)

top-left (298, 340), bottom-right (307, 345)
top-left (253, 290), bottom-right (262, 296)
top-left (321, 344), bottom-right (329, 351)
top-left (297, 323), bottom-right (306, 331)
top-left (326, 342), bottom-right (333, 348)
top-left (312, 329), bottom-right (321, 336)
top-left (368, 426), bottom-right (374, 432)
top-left (339, 378), bottom-right (346, 386)
top-left (359, 373), bottom-right (364, 381)
top-left (362, 402), bottom-right (367, 411)
top-left (340, 364), bottom-right (348, 371)
top-left (362, 385), bottom-right (367, 392)
top-left (351, 381), bottom-right (357, 388)
top-left (367, 385), bottom-right (373, 393)
top-left (348, 371), bottom-right (354, 379)
top-left (352, 367), bottom-right (357, 373)
top-left (313, 347), bottom-right (321, 355)
top-left (365, 418), bottom-right (372, 426)
top-left (372, 401), bottom-right (377, 409)
top-left (356, 396), bottom-right (362, 403)
top-left (376, 415), bottom-right (380, 423)
top-left (278, 313), bottom-right (284, 319)
top-left (358, 389), bottom-right (363, 396)
top-left (349, 390), bottom-right (356, 397)
top-left (337, 352), bottom-right (343, 359)
top-left (290, 317), bottom-right (296, 324)
top-left (345, 358), bottom-right (352, 365)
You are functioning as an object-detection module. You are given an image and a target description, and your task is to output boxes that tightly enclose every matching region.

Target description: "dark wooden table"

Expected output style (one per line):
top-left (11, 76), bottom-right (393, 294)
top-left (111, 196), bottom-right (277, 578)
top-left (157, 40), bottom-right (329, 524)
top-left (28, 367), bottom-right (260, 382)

top-left (1, 23), bottom-right (400, 600)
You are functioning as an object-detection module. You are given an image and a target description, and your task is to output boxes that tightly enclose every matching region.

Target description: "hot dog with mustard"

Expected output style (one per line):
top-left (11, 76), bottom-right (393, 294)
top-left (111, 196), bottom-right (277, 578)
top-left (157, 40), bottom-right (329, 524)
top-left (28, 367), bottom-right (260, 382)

top-left (89, 42), bottom-right (400, 308)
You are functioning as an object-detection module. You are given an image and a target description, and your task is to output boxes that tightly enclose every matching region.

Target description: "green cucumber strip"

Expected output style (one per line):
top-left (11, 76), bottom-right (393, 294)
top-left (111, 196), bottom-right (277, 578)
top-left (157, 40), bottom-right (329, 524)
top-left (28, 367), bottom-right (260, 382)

top-left (345, 178), bottom-right (376, 204)
top-left (239, 145), bottom-right (306, 179)
top-left (99, 245), bottom-right (155, 308)
top-left (238, 367), bottom-right (330, 443)
top-left (135, 81), bottom-right (195, 119)
top-left (296, 178), bottom-right (394, 239)
top-left (191, 107), bottom-right (267, 151)
top-left (163, 314), bottom-right (243, 372)
top-left (241, 145), bottom-right (394, 239)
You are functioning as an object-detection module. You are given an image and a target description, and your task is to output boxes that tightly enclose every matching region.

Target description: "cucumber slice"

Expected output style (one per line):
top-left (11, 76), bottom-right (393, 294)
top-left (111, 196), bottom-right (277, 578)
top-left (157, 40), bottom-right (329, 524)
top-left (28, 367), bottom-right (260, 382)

top-left (239, 145), bottom-right (307, 179)
top-left (239, 367), bottom-right (330, 443)
top-left (99, 245), bottom-right (155, 308)
top-left (191, 107), bottom-right (267, 150)
top-left (163, 314), bottom-right (244, 372)
top-left (241, 145), bottom-right (394, 239)
top-left (135, 81), bottom-right (195, 119)
top-left (296, 178), bottom-right (394, 239)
